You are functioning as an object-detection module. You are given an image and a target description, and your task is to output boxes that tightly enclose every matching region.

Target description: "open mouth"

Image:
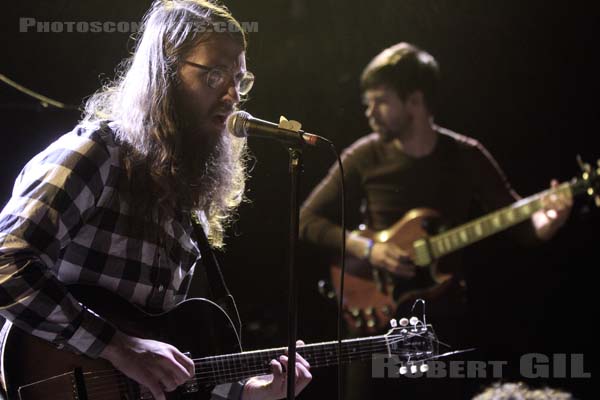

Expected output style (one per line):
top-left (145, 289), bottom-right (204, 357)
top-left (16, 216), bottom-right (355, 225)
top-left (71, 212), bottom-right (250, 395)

top-left (212, 114), bottom-right (227, 125)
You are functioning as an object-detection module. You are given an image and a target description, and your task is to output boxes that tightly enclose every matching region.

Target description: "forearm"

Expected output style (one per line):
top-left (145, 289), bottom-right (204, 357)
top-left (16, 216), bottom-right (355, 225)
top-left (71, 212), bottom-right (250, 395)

top-left (299, 207), bottom-right (345, 250)
top-left (0, 256), bottom-right (115, 358)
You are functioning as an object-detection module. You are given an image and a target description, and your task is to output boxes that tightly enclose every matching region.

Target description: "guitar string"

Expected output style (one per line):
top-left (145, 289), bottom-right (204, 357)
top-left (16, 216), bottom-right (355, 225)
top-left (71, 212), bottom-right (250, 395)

top-left (81, 349), bottom-right (382, 400)
top-left (82, 333), bottom-right (430, 389)
top-left (82, 351), bottom-right (433, 400)
top-left (81, 334), bottom-right (415, 387)
top-left (81, 335), bottom-right (432, 396)
top-left (82, 348), bottom-right (395, 400)
top-left (20, 340), bottom-right (440, 400)
top-left (82, 347), bottom-right (431, 400)
top-left (78, 350), bottom-right (379, 400)
top-left (82, 342), bottom-right (383, 391)
top-left (76, 335), bottom-right (421, 384)
top-left (81, 343), bottom-right (386, 395)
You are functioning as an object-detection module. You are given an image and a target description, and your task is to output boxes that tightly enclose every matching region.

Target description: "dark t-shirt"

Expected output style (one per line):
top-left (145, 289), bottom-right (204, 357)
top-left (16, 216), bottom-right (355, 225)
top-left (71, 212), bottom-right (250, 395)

top-left (300, 127), bottom-right (529, 251)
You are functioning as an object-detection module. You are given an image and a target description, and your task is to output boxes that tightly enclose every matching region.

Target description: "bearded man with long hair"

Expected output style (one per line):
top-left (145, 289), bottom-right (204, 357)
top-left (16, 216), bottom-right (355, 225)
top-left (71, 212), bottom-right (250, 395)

top-left (0, 1), bottom-right (311, 399)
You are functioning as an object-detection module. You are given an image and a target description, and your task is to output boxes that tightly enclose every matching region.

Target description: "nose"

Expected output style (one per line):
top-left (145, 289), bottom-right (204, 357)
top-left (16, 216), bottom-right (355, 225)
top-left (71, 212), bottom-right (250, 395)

top-left (364, 102), bottom-right (374, 119)
top-left (222, 79), bottom-right (241, 105)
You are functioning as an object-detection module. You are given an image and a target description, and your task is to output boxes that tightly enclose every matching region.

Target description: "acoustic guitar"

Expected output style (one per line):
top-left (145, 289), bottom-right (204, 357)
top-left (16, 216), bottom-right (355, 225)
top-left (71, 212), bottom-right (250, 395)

top-left (0, 285), bottom-right (438, 400)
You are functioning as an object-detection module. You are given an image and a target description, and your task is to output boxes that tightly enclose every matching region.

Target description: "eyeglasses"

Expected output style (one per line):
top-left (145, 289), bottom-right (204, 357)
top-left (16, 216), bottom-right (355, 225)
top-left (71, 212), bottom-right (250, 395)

top-left (183, 61), bottom-right (255, 96)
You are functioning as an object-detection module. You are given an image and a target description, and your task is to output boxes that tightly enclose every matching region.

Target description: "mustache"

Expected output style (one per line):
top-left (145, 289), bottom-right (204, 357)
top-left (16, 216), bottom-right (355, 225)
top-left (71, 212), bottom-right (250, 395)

top-left (212, 104), bottom-right (235, 116)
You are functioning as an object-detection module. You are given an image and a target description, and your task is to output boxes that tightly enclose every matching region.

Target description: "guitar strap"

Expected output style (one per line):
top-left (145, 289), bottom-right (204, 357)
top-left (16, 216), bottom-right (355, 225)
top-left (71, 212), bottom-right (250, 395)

top-left (191, 219), bottom-right (242, 340)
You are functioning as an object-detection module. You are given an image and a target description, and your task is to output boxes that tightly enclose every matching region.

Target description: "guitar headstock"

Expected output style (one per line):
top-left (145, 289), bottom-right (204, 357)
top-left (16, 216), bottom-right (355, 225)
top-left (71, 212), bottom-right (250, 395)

top-left (384, 316), bottom-right (439, 375)
top-left (576, 155), bottom-right (600, 207)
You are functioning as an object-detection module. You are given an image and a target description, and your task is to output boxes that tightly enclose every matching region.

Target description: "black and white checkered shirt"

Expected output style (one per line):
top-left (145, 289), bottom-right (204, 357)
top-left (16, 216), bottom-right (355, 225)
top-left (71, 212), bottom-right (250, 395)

top-left (0, 122), bottom-right (201, 358)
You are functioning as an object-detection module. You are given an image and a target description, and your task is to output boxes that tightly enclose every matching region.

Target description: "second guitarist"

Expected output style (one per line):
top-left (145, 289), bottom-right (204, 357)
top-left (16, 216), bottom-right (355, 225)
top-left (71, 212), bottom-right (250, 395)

top-left (299, 42), bottom-right (572, 400)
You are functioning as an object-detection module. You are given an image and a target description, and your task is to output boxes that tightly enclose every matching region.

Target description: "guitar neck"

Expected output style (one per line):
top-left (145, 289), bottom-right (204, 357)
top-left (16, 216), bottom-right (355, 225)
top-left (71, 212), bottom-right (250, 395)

top-left (424, 179), bottom-right (580, 260)
top-left (196, 335), bottom-right (391, 385)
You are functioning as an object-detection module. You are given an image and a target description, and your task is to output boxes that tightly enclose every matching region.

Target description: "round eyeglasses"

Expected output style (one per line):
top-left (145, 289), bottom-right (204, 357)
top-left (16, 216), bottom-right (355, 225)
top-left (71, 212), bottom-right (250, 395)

top-left (184, 61), bottom-right (255, 96)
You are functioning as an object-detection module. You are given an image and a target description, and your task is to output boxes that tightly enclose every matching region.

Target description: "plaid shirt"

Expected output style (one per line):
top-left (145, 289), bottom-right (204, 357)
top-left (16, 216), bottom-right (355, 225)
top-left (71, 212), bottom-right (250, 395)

top-left (0, 122), bottom-right (201, 358)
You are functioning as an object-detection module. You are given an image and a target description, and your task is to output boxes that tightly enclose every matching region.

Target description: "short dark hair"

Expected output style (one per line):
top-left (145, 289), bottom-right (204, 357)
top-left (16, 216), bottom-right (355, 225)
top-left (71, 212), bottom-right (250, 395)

top-left (361, 42), bottom-right (440, 113)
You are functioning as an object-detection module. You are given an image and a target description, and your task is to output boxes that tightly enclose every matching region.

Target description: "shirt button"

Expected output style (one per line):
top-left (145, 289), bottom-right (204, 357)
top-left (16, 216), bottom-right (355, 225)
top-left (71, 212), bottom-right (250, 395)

top-left (158, 285), bottom-right (164, 292)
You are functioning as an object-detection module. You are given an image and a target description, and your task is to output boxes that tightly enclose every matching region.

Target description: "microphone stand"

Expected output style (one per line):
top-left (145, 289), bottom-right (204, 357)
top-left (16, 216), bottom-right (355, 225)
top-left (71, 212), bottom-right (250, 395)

top-left (285, 144), bottom-right (303, 400)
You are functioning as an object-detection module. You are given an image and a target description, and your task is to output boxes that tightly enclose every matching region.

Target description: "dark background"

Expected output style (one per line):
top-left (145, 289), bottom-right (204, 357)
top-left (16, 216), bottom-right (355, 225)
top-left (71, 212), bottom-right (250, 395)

top-left (2, 1), bottom-right (598, 398)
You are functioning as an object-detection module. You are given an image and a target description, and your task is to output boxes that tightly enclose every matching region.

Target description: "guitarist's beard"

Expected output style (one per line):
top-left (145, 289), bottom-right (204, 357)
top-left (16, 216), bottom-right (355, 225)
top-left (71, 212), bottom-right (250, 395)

top-left (374, 113), bottom-right (414, 143)
top-left (180, 126), bottom-right (237, 209)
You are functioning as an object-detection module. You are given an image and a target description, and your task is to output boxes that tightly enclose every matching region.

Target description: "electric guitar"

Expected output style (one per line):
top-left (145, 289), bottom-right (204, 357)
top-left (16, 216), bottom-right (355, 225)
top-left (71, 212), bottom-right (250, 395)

top-left (0, 285), bottom-right (438, 400)
top-left (330, 157), bottom-right (600, 335)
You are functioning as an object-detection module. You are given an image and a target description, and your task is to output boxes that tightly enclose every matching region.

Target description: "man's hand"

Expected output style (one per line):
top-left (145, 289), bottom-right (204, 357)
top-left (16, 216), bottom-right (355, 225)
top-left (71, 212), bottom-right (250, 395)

top-left (100, 331), bottom-right (195, 400)
top-left (369, 242), bottom-right (416, 278)
top-left (347, 232), bottom-right (415, 278)
top-left (533, 179), bottom-right (573, 240)
top-left (242, 341), bottom-right (312, 400)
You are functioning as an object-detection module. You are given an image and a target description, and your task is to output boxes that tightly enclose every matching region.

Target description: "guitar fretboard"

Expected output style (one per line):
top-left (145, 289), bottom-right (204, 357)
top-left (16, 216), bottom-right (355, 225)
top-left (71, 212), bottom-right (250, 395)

top-left (194, 332), bottom-right (431, 385)
top-left (424, 181), bottom-right (577, 261)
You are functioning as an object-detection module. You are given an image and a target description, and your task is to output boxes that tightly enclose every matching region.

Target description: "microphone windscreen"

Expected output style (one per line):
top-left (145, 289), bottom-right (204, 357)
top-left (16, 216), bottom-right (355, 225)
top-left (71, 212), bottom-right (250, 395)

top-left (226, 110), bottom-right (252, 138)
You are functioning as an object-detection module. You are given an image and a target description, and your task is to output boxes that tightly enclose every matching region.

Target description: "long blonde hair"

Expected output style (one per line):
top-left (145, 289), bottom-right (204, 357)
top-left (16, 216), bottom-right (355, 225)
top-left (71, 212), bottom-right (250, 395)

top-left (81, 0), bottom-right (249, 247)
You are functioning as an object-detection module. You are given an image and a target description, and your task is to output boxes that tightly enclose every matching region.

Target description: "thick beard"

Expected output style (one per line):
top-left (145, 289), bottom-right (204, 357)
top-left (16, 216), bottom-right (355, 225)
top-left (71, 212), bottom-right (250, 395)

top-left (180, 128), bottom-right (239, 211)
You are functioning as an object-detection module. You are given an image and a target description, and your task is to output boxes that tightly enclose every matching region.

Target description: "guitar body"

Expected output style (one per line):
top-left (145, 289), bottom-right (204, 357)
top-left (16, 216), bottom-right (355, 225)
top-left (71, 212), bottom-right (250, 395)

top-left (331, 208), bottom-right (454, 335)
top-left (0, 285), bottom-right (242, 400)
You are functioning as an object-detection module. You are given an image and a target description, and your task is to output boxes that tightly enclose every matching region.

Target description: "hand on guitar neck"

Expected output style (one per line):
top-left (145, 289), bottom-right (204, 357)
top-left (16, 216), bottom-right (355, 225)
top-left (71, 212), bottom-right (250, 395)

top-left (347, 232), bottom-right (416, 278)
top-left (242, 341), bottom-right (312, 400)
top-left (532, 179), bottom-right (573, 241)
top-left (100, 330), bottom-right (312, 400)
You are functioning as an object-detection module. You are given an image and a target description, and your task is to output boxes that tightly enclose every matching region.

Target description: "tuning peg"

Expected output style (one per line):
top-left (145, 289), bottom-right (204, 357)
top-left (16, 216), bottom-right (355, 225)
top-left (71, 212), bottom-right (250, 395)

top-left (577, 155), bottom-right (592, 173)
top-left (409, 316), bottom-right (419, 326)
top-left (389, 319), bottom-right (398, 328)
top-left (420, 363), bottom-right (429, 373)
top-left (399, 365), bottom-right (408, 375)
top-left (410, 365), bottom-right (418, 374)
top-left (317, 280), bottom-right (336, 299)
top-left (399, 318), bottom-right (409, 327)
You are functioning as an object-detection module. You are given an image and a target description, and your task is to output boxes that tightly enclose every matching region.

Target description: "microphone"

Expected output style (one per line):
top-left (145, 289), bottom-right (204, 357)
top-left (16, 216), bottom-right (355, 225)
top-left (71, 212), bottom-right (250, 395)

top-left (226, 110), bottom-right (321, 146)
